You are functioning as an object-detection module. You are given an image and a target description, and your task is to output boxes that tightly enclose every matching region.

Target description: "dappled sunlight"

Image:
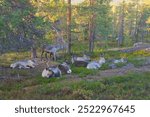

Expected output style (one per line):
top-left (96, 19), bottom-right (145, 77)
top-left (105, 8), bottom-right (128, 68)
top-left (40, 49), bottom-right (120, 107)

top-left (0, 0), bottom-right (150, 100)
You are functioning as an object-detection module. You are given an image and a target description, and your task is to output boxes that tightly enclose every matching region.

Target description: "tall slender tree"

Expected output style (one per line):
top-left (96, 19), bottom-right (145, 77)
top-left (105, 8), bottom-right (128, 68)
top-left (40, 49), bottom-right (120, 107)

top-left (117, 0), bottom-right (125, 46)
top-left (67, 0), bottom-right (72, 54)
top-left (88, 0), bottom-right (96, 53)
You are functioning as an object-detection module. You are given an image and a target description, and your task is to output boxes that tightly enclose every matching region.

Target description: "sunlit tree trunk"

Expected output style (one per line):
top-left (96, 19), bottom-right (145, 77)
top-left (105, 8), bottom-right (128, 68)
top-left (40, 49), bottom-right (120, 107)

top-left (117, 0), bottom-right (125, 47)
top-left (31, 46), bottom-right (37, 59)
top-left (31, 36), bottom-right (37, 59)
top-left (89, 0), bottom-right (96, 53)
top-left (67, 0), bottom-right (72, 54)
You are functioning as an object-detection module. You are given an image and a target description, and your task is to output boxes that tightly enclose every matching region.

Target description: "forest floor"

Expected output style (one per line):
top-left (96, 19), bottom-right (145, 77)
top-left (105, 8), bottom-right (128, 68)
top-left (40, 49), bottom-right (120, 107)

top-left (0, 47), bottom-right (150, 99)
top-left (1, 57), bottom-right (150, 80)
top-left (83, 64), bottom-right (150, 81)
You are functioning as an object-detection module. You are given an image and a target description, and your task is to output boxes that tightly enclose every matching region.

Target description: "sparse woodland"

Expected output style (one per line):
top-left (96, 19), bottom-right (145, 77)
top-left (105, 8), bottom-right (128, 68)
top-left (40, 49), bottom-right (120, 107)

top-left (0, 0), bottom-right (150, 99)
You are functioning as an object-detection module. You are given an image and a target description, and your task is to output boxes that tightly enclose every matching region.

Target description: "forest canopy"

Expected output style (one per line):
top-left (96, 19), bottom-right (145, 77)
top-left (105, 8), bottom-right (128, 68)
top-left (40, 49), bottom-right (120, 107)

top-left (0, 0), bottom-right (150, 53)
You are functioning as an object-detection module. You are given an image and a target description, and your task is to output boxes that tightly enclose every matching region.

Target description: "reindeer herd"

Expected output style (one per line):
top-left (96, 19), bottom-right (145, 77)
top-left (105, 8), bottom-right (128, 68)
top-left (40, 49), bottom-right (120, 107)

top-left (10, 43), bottom-right (108, 78)
top-left (9, 22), bottom-right (128, 78)
top-left (10, 41), bottom-right (129, 79)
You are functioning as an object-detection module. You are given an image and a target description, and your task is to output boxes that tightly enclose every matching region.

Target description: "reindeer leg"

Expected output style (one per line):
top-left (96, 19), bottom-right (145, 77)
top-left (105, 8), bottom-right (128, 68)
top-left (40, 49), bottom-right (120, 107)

top-left (50, 52), bottom-right (54, 61)
top-left (53, 52), bottom-right (56, 61)
top-left (49, 53), bottom-right (51, 60)
top-left (41, 51), bottom-right (44, 61)
top-left (48, 52), bottom-right (52, 60)
top-left (45, 52), bottom-right (48, 60)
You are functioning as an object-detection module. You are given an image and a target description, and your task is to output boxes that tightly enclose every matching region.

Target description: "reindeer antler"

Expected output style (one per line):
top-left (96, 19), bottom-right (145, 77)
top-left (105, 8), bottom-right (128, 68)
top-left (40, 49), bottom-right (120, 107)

top-left (50, 20), bottom-right (68, 52)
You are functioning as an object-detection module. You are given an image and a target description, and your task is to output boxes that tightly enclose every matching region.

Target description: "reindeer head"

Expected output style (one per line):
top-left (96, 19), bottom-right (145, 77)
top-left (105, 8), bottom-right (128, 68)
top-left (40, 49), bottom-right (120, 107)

top-left (58, 62), bottom-right (72, 74)
top-left (42, 68), bottom-right (54, 78)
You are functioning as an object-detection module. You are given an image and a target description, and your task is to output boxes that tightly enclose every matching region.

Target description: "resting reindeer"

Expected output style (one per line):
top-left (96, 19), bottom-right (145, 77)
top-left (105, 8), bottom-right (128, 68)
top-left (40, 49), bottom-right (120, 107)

top-left (42, 66), bottom-right (61, 78)
top-left (71, 54), bottom-right (91, 67)
top-left (42, 62), bottom-right (71, 78)
top-left (113, 58), bottom-right (127, 64)
top-left (58, 62), bottom-right (72, 74)
top-left (87, 56), bottom-right (106, 69)
top-left (10, 60), bottom-right (36, 69)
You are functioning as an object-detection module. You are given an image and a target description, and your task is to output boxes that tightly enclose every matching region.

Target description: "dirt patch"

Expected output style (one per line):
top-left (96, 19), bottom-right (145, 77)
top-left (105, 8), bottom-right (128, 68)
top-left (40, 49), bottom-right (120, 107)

top-left (121, 44), bottom-right (150, 53)
top-left (84, 64), bottom-right (150, 80)
top-left (1, 58), bottom-right (150, 80)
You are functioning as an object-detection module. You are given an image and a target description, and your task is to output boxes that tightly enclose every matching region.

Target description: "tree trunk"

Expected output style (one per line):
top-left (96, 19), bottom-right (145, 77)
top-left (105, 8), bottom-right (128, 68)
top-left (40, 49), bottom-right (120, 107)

top-left (89, 0), bottom-right (96, 53)
top-left (117, 1), bottom-right (125, 47)
top-left (31, 47), bottom-right (37, 59)
top-left (67, 0), bottom-right (72, 54)
top-left (133, 0), bottom-right (140, 43)
top-left (31, 38), bottom-right (37, 59)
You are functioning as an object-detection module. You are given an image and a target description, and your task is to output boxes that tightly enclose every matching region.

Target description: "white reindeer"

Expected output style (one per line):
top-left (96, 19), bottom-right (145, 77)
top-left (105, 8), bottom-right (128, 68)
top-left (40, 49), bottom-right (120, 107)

top-left (113, 58), bottom-right (127, 64)
top-left (87, 57), bottom-right (106, 69)
top-left (10, 60), bottom-right (36, 69)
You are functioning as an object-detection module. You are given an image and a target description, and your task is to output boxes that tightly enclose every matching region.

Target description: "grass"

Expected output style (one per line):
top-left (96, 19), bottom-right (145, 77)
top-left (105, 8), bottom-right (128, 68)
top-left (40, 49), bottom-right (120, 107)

top-left (0, 72), bottom-right (150, 99)
top-left (0, 47), bottom-right (150, 99)
top-left (71, 66), bottom-right (98, 77)
top-left (0, 51), bottom-right (30, 67)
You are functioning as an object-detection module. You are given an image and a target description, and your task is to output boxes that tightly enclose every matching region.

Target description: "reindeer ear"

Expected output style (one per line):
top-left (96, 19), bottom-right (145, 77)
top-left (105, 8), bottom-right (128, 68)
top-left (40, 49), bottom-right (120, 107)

top-left (100, 53), bottom-right (104, 57)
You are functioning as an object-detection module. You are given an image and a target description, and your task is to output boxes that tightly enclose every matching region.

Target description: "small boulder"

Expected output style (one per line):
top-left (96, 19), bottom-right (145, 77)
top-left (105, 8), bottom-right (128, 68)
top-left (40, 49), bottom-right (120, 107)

top-left (109, 63), bottom-right (117, 69)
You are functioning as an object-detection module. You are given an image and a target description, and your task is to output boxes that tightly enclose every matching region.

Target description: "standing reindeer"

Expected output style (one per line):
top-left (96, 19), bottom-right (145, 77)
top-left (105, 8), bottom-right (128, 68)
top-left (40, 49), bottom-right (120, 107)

top-left (41, 22), bottom-right (68, 61)
top-left (41, 44), bottom-right (61, 61)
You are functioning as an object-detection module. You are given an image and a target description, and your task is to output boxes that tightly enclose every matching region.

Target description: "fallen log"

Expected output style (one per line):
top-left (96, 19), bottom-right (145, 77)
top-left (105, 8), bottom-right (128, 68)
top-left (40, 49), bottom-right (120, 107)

top-left (121, 44), bottom-right (150, 53)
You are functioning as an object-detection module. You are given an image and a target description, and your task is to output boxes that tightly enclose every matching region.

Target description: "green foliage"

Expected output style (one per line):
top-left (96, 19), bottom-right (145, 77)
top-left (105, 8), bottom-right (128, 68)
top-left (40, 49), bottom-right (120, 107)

top-left (0, 52), bottom-right (30, 66)
top-left (72, 66), bottom-right (98, 77)
top-left (0, 72), bottom-right (150, 99)
top-left (0, 0), bottom-right (150, 100)
top-left (128, 58), bottom-right (146, 67)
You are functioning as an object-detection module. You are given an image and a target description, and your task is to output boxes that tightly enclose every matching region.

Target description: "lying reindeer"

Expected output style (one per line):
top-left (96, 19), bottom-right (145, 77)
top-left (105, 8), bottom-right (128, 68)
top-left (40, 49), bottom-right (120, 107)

top-left (87, 56), bottom-right (106, 69)
top-left (58, 62), bottom-right (72, 74)
top-left (42, 62), bottom-right (71, 78)
top-left (42, 66), bottom-right (61, 78)
top-left (71, 54), bottom-right (91, 67)
top-left (113, 58), bottom-right (127, 64)
top-left (10, 60), bottom-right (36, 69)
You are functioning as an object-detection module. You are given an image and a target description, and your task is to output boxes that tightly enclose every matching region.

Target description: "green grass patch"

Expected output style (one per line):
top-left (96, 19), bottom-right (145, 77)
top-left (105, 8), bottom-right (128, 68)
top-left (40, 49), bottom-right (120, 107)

top-left (9, 69), bottom-right (29, 76)
top-left (0, 72), bottom-right (150, 99)
top-left (128, 58), bottom-right (146, 67)
top-left (0, 47), bottom-right (150, 99)
top-left (72, 66), bottom-right (98, 77)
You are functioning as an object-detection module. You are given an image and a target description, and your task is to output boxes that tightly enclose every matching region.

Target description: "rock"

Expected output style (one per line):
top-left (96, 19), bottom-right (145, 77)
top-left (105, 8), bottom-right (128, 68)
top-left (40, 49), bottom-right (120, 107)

top-left (122, 63), bottom-right (134, 69)
top-left (133, 42), bottom-right (143, 47)
top-left (145, 47), bottom-right (150, 52)
top-left (109, 63), bottom-right (117, 69)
